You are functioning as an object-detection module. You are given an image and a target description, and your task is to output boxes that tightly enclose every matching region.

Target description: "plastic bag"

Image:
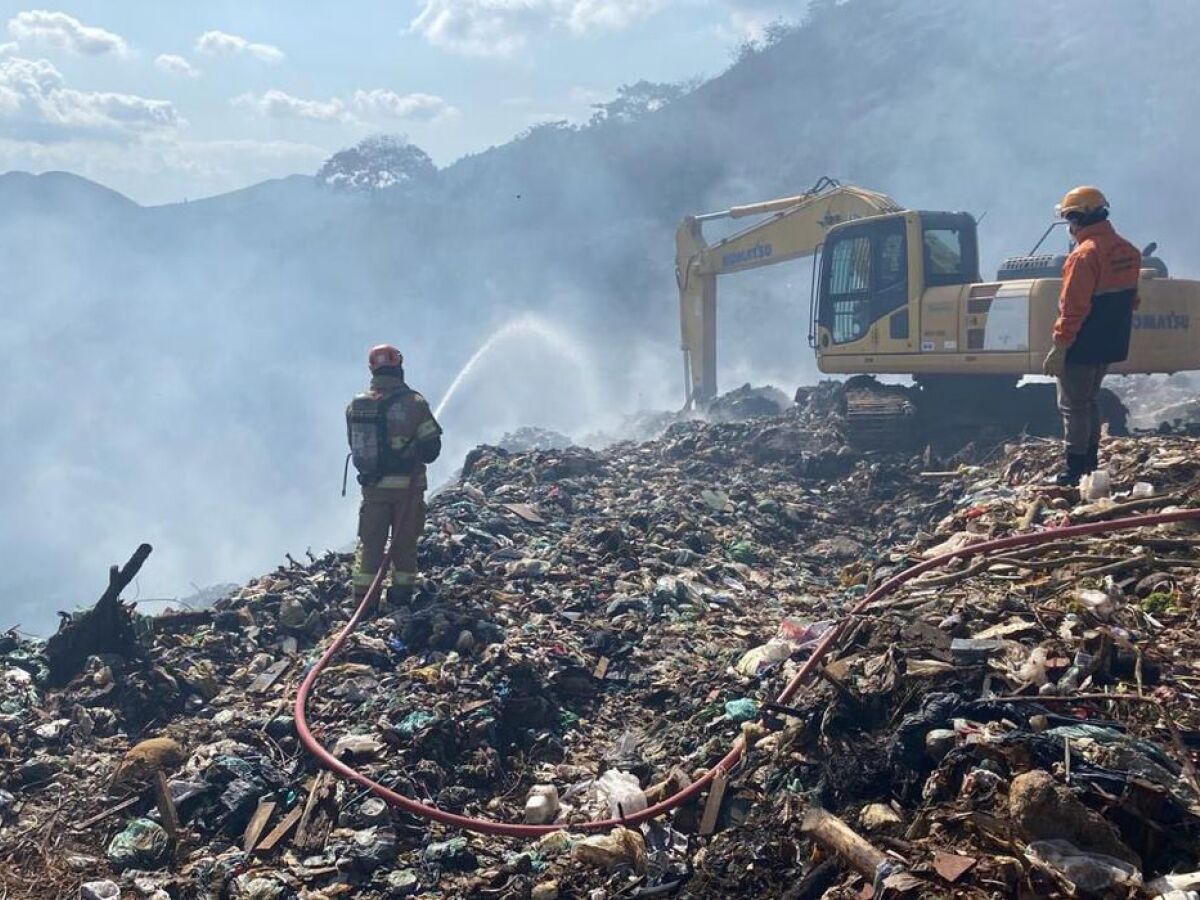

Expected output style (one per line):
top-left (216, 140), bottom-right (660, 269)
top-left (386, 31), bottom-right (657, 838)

top-left (735, 639), bottom-right (791, 676)
top-left (347, 826), bottom-right (398, 872)
top-left (724, 698), bottom-right (759, 723)
top-left (1080, 470), bottom-right (1112, 500)
top-left (1076, 589), bottom-right (1116, 620)
top-left (1018, 646), bottom-right (1051, 685)
top-left (572, 825), bottom-right (647, 874)
top-left (776, 618), bottom-right (835, 649)
top-left (80, 882), bottom-right (120, 900)
top-left (106, 818), bottom-right (170, 870)
top-left (1026, 839), bottom-right (1141, 893)
top-left (595, 770), bottom-right (647, 818)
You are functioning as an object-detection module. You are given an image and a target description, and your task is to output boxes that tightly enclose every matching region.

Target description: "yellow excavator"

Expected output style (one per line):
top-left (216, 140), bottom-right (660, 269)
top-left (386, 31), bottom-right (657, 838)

top-left (676, 177), bottom-right (1200, 444)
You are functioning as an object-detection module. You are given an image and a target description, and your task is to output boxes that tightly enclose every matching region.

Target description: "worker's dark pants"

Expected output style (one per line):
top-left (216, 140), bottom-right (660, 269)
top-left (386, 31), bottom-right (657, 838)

top-left (352, 484), bottom-right (426, 597)
top-left (1057, 363), bottom-right (1108, 455)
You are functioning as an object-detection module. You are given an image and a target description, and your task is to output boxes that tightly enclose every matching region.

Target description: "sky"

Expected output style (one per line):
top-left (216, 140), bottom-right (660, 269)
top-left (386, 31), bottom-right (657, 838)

top-left (0, 1), bottom-right (800, 204)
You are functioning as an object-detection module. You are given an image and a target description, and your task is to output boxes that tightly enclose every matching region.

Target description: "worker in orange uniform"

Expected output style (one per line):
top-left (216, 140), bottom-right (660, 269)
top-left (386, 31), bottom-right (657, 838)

top-left (1042, 187), bottom-right (1141, 487)
top-left (346, 345), bottom-right (442, 606)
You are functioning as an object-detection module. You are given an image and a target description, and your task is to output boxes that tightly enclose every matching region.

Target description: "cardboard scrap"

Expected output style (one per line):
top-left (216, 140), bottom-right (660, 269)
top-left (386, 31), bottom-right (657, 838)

top-left (932, 851), bottom-right (977, 883)
top-left (501, 503), bottom-right (546, 524)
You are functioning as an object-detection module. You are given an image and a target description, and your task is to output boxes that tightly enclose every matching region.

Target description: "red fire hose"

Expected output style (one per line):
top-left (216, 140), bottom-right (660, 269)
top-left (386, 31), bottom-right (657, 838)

top-left (294, 506), bottom-right (1200, 837)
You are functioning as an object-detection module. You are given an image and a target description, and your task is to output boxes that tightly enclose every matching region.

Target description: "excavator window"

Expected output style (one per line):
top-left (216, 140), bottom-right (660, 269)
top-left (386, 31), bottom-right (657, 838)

top-left (821, 216), bottom-right (908, 344)
top-left (826, 234), bottom-right (871, 343)
top-left (919, 212), bottom-right (980, 286)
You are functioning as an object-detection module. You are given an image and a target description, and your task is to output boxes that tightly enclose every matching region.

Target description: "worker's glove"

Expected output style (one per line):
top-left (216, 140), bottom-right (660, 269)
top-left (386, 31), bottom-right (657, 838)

top-left (1042, 342), bottom-right (1069, 378)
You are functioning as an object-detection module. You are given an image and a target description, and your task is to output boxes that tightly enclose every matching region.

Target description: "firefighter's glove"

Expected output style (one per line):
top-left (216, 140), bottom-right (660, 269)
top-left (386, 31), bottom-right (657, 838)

top-left (1042, 343), bottom-right (1069, 378)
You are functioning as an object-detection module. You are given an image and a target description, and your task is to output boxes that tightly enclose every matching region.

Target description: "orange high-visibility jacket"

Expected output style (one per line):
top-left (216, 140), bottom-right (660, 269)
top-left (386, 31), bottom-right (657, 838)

top-left (1054, 220), bottom-right (1141, 364)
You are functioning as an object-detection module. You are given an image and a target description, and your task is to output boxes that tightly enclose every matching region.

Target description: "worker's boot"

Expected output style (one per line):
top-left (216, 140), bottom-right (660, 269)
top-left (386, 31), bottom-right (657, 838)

top-left (1054, 452), bottom-right (1090, 487)
top-left (1084, 445), bottom-right (1100, 474)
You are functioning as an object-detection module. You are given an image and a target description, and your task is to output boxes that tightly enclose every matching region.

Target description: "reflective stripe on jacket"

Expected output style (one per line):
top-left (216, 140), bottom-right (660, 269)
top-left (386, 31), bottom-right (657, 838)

top-left (1054, 220), bottom-right (1141, 364)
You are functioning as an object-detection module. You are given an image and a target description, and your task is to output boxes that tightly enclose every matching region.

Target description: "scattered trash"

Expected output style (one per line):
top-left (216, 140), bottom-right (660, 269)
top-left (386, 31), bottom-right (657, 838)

top-left (1026, 839), bottom-right (1142, 893)
top-left (723, 698), bottom-right (759, 723)
top-left (421, 836), bottom-right (477, 871)
top-left (106, 818), bottom-right (171, 871)
top-left (3, 386), bottom-right (1200, 897)
top-left (79, 881), bottom-right (121, 900)
top-left (525, 784), bottom-right (560, 824)
top-left (595, 770), bottom-right (647, 819)
top-left (1079, 469), bottom-right (1112, 500)
top-left (1132, 480), bottom-right (1156, 498)
top-left (572, 826), bottom-right (648, 874)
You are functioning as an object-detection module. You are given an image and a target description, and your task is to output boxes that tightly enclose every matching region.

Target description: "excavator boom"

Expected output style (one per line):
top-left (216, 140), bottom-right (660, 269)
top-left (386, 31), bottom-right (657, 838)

top-left (677, 179), bottom-right (901, 405)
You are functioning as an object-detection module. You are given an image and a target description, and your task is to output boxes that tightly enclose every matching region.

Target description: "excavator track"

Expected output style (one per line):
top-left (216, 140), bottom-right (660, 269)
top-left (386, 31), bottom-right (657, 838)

top-left (840, 376), bottom-right (1129, 452)
top-left (842, 380), bottom-right (917, 450)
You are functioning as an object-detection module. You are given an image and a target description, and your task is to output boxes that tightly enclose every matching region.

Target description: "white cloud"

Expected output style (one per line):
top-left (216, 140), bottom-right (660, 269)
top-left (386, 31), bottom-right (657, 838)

top-left (235, 88), bottom-right (458, 125)
top-left (7, 10), bottom-right (129, 57)
top-left (0, 55), bottom-right (178, 142)
top-left (155, 53), bottom-right (200, 78)
top-left (195, 30), bottom-right (283, 63)
top-left (0, 41), bottom-right (17, 56)
top-left (566, 0), bottom-right (661, 33)
top-left (351, 89), bottom-right (458, 122)
top-left (409, 0), bottom-right (664, 58)
top-left (234, 89), bottom-right (348, 122)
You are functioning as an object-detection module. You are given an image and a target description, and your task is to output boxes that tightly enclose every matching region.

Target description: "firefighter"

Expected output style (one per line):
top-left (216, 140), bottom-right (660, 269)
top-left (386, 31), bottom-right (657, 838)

top-left (1042, 186), bottom-right (1141, 487)
top-left (346, 344), bottom-right (442, 606)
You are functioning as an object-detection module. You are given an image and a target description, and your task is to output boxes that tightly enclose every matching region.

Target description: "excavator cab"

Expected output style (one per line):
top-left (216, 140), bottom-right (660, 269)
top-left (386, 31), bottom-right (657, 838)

top-left (812, 211), bottom-right (980, 359)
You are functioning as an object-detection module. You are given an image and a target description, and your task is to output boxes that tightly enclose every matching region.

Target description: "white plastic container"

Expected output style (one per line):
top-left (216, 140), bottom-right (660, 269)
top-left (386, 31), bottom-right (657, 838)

top-left (595, 770), bottom-right (647, 818)
top-left (524, 784), bottom-right (560, 824)
top-left (1080, 469), bottom-right (1111, 500)
top-left (1132, 481), bottom-right (1155, 499)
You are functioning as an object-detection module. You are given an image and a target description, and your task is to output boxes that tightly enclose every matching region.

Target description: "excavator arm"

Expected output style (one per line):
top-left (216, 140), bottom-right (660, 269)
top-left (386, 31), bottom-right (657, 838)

top-left (677, 178), bottom-right (902, 405)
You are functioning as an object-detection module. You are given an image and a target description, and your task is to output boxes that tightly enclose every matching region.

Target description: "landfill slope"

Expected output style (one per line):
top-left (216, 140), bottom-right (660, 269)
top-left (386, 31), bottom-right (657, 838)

top-left (3, 385), bottom-right (1200, 899)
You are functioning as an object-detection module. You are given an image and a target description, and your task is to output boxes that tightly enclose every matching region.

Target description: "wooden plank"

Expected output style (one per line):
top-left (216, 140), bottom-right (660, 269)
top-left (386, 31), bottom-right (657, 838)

top-left (153, 770), bottom-right (180, 846)
top-left (699, 772), bottom-right (728, 836)
top-left (72, 795), bottom-right (141, 831)
top-left (801, 806), bottom-right (888, 880)
top-left (293, 772), bottom-right (336, 852)
top-left (249, 659), bottom-right (291, 695)
top-left (593, 657), bottom-right (610, 680)
top-left (243, 800), bottom-right (277, 852)
top-left (255, 805), bottom-right (304, 853)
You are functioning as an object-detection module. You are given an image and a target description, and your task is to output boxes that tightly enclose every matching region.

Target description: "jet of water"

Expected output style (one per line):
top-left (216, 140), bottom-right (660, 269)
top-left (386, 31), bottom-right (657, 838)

top-left (433, 313), bottom-right (600, 422)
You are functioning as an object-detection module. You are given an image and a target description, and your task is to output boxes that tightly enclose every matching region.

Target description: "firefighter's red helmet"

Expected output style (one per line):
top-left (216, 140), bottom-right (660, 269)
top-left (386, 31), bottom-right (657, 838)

top-left (367, 344), bottom-right (403, 371)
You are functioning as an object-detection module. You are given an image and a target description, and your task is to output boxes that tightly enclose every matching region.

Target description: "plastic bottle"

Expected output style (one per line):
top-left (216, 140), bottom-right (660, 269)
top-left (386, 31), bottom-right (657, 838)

top-left (1025, 839), bottom-right (1140, 893)
top-left (1057, 649), bottom-right (1095, 693)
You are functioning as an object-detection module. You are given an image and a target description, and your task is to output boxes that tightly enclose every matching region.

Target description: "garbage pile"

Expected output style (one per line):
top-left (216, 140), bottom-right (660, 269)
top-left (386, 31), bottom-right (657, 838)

top-left (3, 384), bottom-right (1200, 899)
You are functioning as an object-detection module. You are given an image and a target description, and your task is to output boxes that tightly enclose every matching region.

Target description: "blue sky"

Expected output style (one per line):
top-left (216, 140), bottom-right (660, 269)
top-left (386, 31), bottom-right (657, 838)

top-left (0, 1), bottom-right (799, 203)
